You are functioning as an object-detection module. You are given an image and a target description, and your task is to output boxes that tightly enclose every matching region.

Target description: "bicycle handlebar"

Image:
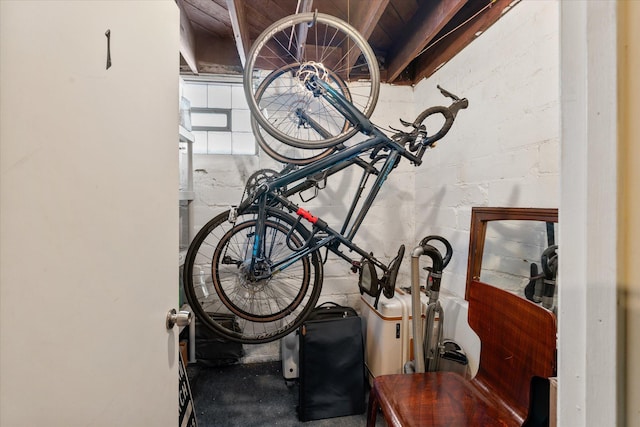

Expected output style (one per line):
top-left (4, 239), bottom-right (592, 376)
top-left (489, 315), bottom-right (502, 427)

top-left (312, 78), bottom-right (467, 165)
top-left (394, 86), bottom-right (468, 164)
top-left (419, 87), bottom-right (468, 144)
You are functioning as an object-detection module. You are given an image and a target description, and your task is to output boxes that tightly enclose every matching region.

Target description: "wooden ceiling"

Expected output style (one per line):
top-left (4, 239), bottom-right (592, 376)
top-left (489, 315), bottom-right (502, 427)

top-left (177, 0), bottom-right (517, 85)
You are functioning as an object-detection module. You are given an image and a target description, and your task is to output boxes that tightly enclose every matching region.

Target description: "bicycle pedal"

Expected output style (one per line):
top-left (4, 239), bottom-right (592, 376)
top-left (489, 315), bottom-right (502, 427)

top-left (382, 283), bottom-right (395, 299)
top-left (382, 245), bottom-right (405, 299)
top-left (350, 261), bottom-right (361, 274)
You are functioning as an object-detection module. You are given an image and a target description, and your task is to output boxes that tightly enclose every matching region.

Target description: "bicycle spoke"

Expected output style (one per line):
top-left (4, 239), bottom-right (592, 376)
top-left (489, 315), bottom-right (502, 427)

top-left (182, 207), bottom-right (322, 344)
top-left (244, 12), bottom-right (380, 149)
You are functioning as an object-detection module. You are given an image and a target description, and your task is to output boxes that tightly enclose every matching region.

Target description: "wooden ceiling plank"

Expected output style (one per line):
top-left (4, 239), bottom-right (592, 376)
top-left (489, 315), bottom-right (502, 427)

top-left (244, 1), bottom-right (292, 31)
top-left (177, 0), bottom-right (198, 74)
top-left (351, 0), bottom-right (389, 39)
top-left (345, 0), bottom-right (388, 72)
top-left (386, 0), bottom-right (468, 83)
top-left (182, 0), bottom-right (231, 37)
top-left (294, 0), bottom-right (313, 61)
top-left (413, 0), bottom-right (515, 83)
top-left (195, 32), bottom-right (243, 73)
top-left (226, 0), bottom-right (250, 67)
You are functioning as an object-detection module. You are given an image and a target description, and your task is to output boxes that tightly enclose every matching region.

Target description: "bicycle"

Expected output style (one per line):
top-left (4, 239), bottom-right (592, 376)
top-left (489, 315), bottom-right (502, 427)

top-left (183, 12), bottom-right (468, 344)
top-left (244, 12), bottom-right (380, 151)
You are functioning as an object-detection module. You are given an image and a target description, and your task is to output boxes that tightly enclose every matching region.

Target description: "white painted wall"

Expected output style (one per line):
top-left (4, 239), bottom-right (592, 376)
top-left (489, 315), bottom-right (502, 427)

top-left (559, 2), bottom-right (619, 425)
top-left (405, 0), bottom-right (560, 383)
top-left (413, 0), bottom-right (560, 299)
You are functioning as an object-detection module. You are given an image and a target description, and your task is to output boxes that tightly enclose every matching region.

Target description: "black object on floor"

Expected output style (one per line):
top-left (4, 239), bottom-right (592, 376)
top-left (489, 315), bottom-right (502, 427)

top-left (187, 361), bottom-right (383, 427)
top-left (182, 314), bottom-right (244, 367)
top-left (522, 376), bottom-right (551, 427)
top-left (298, 303), bottom-right (365, 421)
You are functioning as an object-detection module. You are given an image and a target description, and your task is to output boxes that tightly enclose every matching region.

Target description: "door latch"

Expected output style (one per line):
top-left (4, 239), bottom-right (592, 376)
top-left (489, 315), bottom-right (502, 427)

top-left (166, 308), bottom-right (192, 329)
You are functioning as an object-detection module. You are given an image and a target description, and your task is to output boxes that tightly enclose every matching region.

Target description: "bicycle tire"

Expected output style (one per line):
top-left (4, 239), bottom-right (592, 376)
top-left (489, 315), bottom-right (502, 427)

top-left (253, 117), bottom-right (336, 165)
top-left (183, 206), bottom-right (323, 344)
top-left (244, 12), bottom-right (380, 149)
top-left (252, 64), bottom-right (339, 165)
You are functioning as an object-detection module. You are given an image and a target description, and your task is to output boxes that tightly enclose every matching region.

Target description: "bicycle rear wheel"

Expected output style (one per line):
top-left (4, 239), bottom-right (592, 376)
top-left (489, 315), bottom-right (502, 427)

top-left (253, 116), bottom-right (336, 165)
top-left (244, 12), bottom-right (379, 149)
top-left (183, 206), bottom-right (323, 344)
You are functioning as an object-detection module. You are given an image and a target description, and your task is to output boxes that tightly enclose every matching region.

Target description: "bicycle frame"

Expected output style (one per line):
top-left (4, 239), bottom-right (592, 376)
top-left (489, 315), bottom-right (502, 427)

top-left (235, 78), bottom-right (426, 282)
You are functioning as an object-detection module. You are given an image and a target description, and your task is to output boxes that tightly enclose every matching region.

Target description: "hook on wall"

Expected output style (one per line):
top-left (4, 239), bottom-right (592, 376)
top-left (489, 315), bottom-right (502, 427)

top-left (105, 29), bottom-right (112, 69)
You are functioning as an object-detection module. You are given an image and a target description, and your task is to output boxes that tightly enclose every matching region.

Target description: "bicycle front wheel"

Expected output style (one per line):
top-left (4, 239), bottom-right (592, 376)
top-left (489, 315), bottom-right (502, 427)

top-left (252, 63), bottom-right (341, 164)
top-left (183, 206), bottom-right (323, 344)
top-left (244, 12), bottom-right (380, 149)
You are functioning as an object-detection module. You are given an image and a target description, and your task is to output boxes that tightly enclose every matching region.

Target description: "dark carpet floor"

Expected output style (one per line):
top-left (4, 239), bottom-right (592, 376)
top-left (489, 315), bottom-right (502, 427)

top-left (186, 361), bottom-right (386, 427)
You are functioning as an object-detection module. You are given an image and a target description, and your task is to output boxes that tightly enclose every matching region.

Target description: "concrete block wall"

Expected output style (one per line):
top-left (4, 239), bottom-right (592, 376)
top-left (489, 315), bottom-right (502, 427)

top-left (413, 0), bottom-right (560, 299)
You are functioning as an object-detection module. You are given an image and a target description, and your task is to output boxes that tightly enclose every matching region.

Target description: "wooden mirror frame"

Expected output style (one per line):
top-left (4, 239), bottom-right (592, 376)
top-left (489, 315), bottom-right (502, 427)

top-left (465, 207), bottom-right (558, 300)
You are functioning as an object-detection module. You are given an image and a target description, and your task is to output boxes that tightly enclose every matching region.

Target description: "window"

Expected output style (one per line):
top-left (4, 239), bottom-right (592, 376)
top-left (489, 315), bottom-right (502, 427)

top-left (182, 78), bottom-right (256, 155)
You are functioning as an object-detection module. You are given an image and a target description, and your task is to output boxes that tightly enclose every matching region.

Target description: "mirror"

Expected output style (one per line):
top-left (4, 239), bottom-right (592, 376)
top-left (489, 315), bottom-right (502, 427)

top-left (465, 207), bottom-right (558, 302)
top-left (481, 220), bottom-right (557, 296)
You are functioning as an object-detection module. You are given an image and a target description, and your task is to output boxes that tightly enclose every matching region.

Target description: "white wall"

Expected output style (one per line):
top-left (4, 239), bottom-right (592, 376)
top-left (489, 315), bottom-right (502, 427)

top-left (414, 0), bottom-right (560, 299)
top-left (559, 1), bottom-right (619, 425)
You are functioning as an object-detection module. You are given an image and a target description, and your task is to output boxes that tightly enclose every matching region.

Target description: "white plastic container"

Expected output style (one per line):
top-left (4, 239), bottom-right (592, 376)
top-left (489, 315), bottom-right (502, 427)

top-left (281, 331), bottom-right (299, 381)
top-left (360, 288), bottom-right (429, 382)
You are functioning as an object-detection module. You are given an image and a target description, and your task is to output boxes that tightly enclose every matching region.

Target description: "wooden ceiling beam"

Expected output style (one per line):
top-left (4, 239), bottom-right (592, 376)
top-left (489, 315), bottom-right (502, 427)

top-left (194, 32), bottom-right (243, 74)
top-left (226, 0), bottom-right (250, 67)
top-left (345, 0), bottom-right (388, 73)
top-left (413, 0), bottom-right (516, 83)
top-left (183, 0), bottom-right (231, 37)
top-left (350, 0), bottom-right (389, 40)
top-left (177, 0), bottom-right (198, 74)
top-left (386, 0), bottom-right (468, 83)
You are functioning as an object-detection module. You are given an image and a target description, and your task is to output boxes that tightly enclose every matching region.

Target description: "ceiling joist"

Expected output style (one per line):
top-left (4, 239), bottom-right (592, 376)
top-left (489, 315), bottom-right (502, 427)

top-left (385, 0), bottom-right (468, 83)
top-left (293, 0), bottom-right (314, 62)
top-left (345, 0), bottom-right (389, 70)
top-left (414, 0), bottom-right (515, 82)
top-left (177, 0), bottom-right (198, 74)
top-left (179, 0), bottom-right (517, 85)
top-left (226, 0), bottom-right (250, 68)
top-left (349, 0), bottom-right (389, 40)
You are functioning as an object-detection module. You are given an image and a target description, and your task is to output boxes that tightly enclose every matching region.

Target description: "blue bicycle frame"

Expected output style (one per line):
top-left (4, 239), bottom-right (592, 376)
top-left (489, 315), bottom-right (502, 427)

top-left (235, 78), bottom-right (426, 282)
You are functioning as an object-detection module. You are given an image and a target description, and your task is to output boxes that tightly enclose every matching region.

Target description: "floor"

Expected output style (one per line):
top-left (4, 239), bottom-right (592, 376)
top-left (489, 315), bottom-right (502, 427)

top-left (187, 361), bottom-right (386, 427)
